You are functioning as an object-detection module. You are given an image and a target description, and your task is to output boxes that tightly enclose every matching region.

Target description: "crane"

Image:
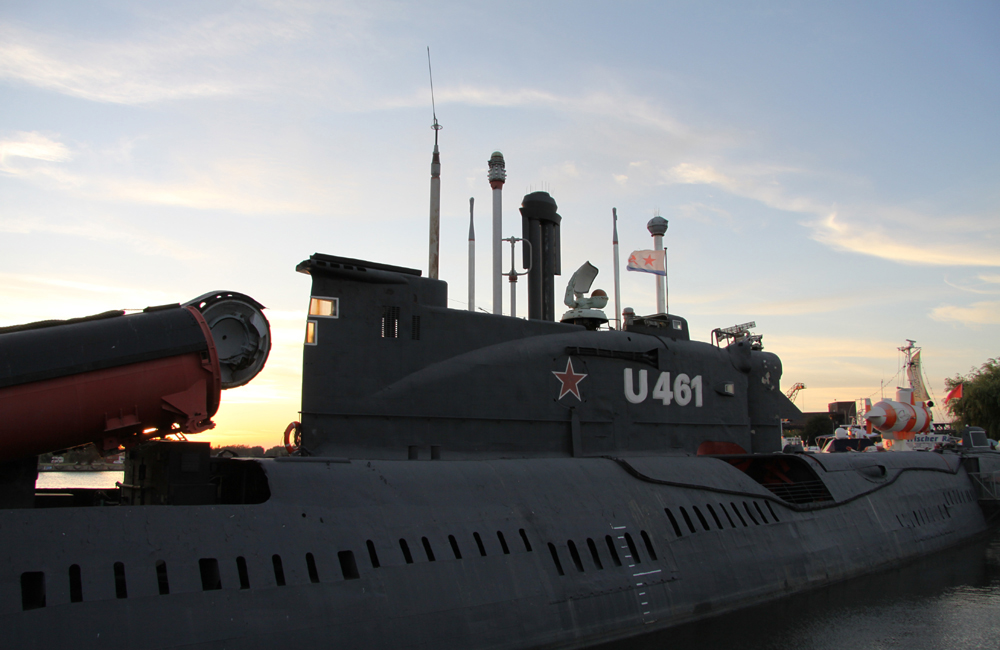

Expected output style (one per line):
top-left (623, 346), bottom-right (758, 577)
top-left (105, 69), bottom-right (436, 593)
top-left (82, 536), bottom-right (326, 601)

top-left (786, 382), bottom-right (806, 403)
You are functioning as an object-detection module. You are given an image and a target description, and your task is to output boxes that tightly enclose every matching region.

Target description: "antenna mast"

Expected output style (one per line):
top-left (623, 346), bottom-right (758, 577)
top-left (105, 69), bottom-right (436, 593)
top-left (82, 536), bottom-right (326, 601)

top-left (646, 214), bottom-right (668, 314)
top-left (612, 208), bottom-right (621, 330)
top-left (468, 197), bottom-right (475, 311)
top-left (488, 152), bottom-right (507, 315)
top-left (427, 47), bottom-right (443, 280)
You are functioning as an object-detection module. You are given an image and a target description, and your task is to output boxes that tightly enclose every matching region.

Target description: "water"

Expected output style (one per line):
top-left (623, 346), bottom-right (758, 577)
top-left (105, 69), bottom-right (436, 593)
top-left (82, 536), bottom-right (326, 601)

top-left (601, 529), bottom-right (1000, 650)
top-left (33, 472), bottom-right (1000, 648)
top-left (36, 470), bottom-right (123, 489)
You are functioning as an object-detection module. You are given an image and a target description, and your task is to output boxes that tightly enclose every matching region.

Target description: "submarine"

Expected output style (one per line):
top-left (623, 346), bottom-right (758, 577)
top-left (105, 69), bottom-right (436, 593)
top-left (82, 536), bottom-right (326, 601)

top-left (1, 191), bottom-right (999, 650)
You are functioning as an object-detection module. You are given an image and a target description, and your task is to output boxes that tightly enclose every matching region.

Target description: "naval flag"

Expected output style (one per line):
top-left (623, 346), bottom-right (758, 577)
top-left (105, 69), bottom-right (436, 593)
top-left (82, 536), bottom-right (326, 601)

top-left (626, 249), bottom-right (665, 276)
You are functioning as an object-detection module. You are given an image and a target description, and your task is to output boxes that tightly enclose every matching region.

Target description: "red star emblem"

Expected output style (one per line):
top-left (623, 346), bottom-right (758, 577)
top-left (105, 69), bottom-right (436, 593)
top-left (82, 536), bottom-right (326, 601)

top-left (552, 358), bottom-right (587, 401)
top-left (642, 254), bottom-right (655, 266)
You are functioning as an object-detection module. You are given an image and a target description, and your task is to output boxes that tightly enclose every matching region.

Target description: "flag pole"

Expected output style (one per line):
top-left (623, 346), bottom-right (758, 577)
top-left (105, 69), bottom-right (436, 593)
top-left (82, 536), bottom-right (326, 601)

top-left (612, 208), bottom-right (621, 330)
top-left (664, 246), bottom-right (669, 315)
top-left (647, 217), bottom-right (668, 314)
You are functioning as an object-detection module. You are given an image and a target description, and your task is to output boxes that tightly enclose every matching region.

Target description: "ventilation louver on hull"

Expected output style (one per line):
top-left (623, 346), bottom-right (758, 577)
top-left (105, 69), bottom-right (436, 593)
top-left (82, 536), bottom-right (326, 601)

top-left (722, 456), bottom-right (835, 504)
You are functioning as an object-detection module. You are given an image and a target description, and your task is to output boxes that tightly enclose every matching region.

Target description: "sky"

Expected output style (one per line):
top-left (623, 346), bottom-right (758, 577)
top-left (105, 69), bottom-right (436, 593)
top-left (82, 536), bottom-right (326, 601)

top-left (2, 1), bottom-right (998, 448)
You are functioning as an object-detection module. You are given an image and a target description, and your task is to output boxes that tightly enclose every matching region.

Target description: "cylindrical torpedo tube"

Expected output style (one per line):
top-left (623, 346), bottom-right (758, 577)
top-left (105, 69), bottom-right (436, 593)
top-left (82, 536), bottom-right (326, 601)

top-left (0, 291), bottom-right (270, 462)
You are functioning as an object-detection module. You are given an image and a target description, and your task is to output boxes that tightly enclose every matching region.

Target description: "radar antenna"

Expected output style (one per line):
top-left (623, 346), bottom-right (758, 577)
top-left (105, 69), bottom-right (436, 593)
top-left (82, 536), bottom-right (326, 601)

top-left (426, 46), bottom-right (443, 280)
top-left (712, 321), bottom-right (762, 349)
top-left (427, 47), bottom-right (442, 143)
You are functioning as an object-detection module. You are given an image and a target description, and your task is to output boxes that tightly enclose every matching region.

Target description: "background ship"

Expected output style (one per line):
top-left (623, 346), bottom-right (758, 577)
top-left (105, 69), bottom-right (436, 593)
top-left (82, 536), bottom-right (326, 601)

top-left (2, 188), bottom-right (999, 649)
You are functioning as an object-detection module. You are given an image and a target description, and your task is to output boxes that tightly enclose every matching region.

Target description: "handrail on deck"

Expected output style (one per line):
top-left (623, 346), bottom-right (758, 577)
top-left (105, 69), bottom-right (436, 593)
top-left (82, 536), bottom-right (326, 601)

top-left (968, 470), bottom-right (1000, 501)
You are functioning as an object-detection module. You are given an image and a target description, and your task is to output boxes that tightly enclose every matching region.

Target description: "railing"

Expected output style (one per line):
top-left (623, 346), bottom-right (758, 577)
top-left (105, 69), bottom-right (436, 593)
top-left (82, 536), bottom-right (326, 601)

top-left (968, 471), bottom-right (1000, 501)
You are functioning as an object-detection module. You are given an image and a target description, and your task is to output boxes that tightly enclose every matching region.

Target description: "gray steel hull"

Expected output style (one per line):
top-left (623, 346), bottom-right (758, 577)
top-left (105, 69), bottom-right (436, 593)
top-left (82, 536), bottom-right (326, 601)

top-left (2, 451), bottom-right (990, 649)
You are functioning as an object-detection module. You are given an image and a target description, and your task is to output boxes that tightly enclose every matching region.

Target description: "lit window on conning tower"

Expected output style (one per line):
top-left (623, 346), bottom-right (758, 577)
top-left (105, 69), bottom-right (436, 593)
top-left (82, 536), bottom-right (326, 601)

top-left (306, 297), bottom-right (337, 345)
top-left (309, 297), bottom-right (338, 318)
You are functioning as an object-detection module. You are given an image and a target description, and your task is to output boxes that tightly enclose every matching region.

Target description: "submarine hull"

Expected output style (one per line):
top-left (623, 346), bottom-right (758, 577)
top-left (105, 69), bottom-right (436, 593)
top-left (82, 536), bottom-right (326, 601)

top-left (2, 249), bottom-right (996, 649)
top-left (2, 452), bottom-right (989, 649)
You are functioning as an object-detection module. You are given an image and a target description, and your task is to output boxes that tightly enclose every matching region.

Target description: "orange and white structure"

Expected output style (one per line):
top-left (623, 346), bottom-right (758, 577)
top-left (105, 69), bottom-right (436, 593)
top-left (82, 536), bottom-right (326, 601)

top-left (864, 388), bottom-right (933, 439)
top-left (864, 340), bottom-right (934, 450)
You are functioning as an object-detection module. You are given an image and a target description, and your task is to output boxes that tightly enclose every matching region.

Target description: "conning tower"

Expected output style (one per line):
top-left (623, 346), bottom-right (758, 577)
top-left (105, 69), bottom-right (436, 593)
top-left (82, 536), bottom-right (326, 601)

top-left (296, 192), bottom-right (799, 461)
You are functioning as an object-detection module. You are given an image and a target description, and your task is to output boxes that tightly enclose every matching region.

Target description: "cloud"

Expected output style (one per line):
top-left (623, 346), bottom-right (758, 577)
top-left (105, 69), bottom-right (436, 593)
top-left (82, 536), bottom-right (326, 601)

top-left (665, 163), bottom-right (729, 186)
top-left (661, 162), bottom-right (1000, 268)
top-left (0, 213), bottom-right (207, 261)
top-left (950, 273), bottom-right (1000, 294)
top-left (680, 291), bottom-right (858, 317)
top-left (662, 162), bottom-right (831, 214)
top-left (3, 10), bottom-right (994, 272)
top-left (534, 160), bottom-right (581, 183)
top-left (385, 85), bottom-right (690, 138)
top-left (0, 4), bottom-right (386, 106)
top-left (5, 275), bottom-right (146, 296)
top-left (0, 131), bottom-right (72, 165)
top-left (673, 202), bottom-right (734, 227)
top-left (216, 377), bottom-right (298, 404)
top-left (0, 131), bottom-right (346, 215)
top-left (0, 272), bottom-right (177, 325)
top-left (770, 336), bottom-right (899, 361)
top-left (94, 174), bottom-right (329, 214)
top-left (0, 28), bottom-right (242, 104)
top-left (930, 300), bottom-right (1000, 326)
top-left (808, 212), bottom-right (999, 267)
top-left (768, 335), bottom-right (907, 408)
top-left (261, 309), bottom-right (307, 323)
top-left (0, 132), bottom-right (83, 195)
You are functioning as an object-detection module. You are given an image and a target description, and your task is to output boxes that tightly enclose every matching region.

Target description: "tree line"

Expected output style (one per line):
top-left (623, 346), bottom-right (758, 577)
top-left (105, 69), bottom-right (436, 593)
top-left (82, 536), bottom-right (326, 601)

top-left (946, 358), bottom-right (1000, 439)
top-left (211, 444), bottom-right (290, 458)
top-left (39, 442), bottom-right (289, 464)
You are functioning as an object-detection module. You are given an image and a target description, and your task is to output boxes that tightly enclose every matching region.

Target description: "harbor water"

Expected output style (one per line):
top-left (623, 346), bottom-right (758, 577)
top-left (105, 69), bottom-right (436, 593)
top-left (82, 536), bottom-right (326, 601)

top-left (38, 472), bottom-right (1000, 649)
top-left (601, 529), bottom-right (1000, 650)
top-left (37, 470), bottom-right (123, 490)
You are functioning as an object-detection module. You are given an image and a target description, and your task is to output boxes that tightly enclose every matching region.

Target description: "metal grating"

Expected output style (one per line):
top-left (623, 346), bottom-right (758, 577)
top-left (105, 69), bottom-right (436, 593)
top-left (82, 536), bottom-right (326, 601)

top-left (763, 479), bottom-right (834, 504)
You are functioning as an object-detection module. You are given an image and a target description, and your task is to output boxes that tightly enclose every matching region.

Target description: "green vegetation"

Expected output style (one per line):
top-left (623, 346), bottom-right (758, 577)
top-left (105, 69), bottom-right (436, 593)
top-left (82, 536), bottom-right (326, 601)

top-left (38, 442), bottom-right (288, 466)
top-left (945, 358), bottom-right (1000, 438)
top-left (38, 446), bottom-right (103, 465)
top-left (801, 414), bottom-right (834, 447)
top-left (211, 444), bottom-right (289, 458)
